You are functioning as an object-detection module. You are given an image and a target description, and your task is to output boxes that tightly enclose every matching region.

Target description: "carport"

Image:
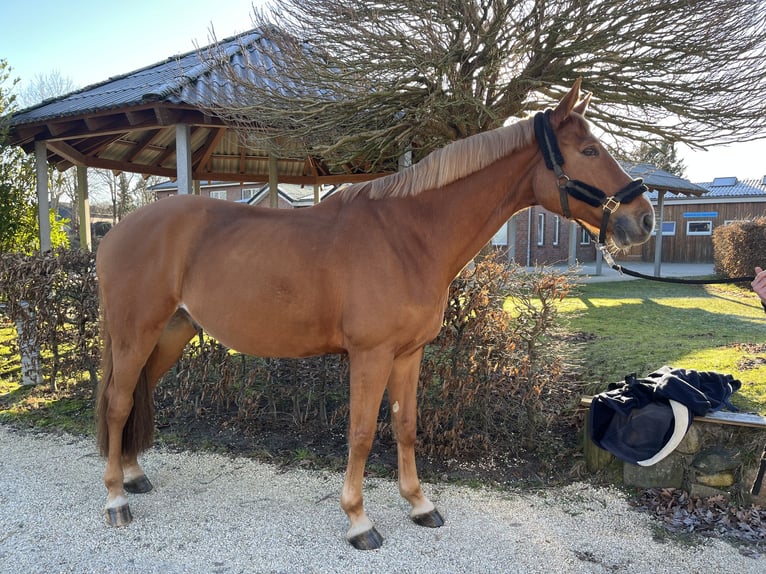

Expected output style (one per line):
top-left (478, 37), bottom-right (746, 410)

top-left (8, 29), bottom-right (386, 251)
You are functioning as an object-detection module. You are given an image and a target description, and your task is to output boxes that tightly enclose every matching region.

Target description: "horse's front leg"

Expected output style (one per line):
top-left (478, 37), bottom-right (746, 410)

top-left (341, 348), bottom-right (393, 550)
top-left (388, 348), bottom-right (444, 527)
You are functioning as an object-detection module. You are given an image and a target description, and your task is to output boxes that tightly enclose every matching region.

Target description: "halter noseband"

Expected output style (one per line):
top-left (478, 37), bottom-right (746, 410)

top-left (533, 109), bottom-right (647, 247)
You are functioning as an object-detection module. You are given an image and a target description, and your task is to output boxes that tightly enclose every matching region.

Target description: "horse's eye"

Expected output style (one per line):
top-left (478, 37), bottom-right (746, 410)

top-left (582, 146), bottom-right (599, 157)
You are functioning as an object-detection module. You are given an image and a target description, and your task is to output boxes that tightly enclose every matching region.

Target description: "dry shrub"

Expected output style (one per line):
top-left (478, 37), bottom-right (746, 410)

top-left (158, 339), bottom-right (350, 432)
top-left (415, 257), bottom-right (578, 460)
top-left (713, 217), bottom-right (766, 278)
top-left (2, 249), bottom-right (580, 466)
top-left (0, 249), bottom-right (100, 389)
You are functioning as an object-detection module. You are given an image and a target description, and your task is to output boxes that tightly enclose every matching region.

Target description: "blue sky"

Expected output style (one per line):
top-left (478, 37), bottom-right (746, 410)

top-left (2, 0), bottom-right (764, 183)
top-left (1, 0), bottom-right (261, 89)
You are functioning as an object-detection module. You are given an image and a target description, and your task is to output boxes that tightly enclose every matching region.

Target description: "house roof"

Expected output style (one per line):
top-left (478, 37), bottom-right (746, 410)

top-left (643, 175), bottom-right (766, 202)
top-left (150, 179), bottom-right (343, 207)
top-left (696, 176), bottom-right (766, 197)
top-left (620, 162), bottom-right (708, 197)
top-left (7, 29), bottom-right (384, 185)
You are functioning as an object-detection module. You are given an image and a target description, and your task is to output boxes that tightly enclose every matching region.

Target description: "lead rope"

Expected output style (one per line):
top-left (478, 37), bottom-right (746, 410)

top-left (594, 243), bottom-right (755, 285)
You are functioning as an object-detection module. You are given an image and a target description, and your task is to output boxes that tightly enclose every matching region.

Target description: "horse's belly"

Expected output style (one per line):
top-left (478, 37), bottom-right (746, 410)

top-left (186, 303), bottom-right (344, 359)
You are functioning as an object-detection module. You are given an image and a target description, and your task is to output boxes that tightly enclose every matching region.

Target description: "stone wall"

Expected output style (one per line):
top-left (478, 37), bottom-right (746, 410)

top-left (585, 419), bottom-right (766, 506)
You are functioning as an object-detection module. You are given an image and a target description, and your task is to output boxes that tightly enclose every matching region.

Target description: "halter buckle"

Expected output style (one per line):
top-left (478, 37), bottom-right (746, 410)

top-left (602, 197), bottom-right (620, 213)
top-left (597, 243), bottom-right (617, 270)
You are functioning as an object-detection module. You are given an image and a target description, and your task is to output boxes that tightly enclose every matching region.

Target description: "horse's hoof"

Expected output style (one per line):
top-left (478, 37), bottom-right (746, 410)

top-left (412, 508), bottom-right (445, 528)
top-left (124, 475), bottom-right (153, 494)
top-left (105, 504), bottom-right (133, 527)
top-left (348, 527), bottom-right (384, 550)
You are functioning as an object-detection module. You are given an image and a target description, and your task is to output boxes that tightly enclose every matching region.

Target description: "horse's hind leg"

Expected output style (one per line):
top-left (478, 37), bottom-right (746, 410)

top-left (120, 311), bottom-right (198, 495)
top-left (102, 351), bottom-right (153, 526)
top-left (387, 348), bottom-right (444, 528)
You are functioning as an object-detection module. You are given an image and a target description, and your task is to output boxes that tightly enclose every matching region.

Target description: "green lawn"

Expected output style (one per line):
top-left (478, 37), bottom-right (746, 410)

top-left (557, 278), bottom-right (766, 413)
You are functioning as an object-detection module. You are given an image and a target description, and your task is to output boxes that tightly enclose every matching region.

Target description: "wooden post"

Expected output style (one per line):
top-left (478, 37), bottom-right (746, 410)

top-left (568, 220), bottom-right (578, 267)
top-left (507, 217), bottom-right (517, 263)
top-left (35, 141), bottom-right (51, 252)
top-left (76, 165), bottom-right (92, 251)
top-left (269, 152), bottom-right (279, 208)
top-left (175, 124), bottom-right (193, 195)
top-left (653, 190), bottom-right (666, 277)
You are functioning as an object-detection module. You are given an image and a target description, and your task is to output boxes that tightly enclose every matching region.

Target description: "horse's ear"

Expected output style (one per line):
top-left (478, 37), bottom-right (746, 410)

top-left (550, 77), bottom-right (582, 127)
top-left (573, 92), bottom-right (592, 116)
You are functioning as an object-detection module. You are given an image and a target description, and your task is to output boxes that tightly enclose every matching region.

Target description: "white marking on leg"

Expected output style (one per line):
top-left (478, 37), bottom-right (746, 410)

top-left (105, 494), bottom-right (129, 510)
top-left (391, 401), bottom-right (400, 413)
top-left (346, 514), bottom-right (375, 540)
top-left (410, 498), bottom-right (435, 518)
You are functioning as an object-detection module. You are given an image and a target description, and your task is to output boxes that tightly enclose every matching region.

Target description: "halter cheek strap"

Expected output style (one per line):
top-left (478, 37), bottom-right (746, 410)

top-left (533, 110), bottom-right (648, 246)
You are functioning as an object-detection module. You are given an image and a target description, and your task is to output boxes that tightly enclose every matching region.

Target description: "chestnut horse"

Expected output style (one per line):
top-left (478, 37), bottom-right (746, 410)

top-left (95, 80), bottom-right (654, 549)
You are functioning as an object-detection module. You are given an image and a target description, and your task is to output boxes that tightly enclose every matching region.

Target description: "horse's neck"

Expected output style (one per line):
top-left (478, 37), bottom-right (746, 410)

top-left (418, 147), bottom-right (539, 283)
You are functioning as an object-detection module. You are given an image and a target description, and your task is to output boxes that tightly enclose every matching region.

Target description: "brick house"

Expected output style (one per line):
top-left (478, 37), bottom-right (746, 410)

top-left (151, 180), bottom-right (342, 208)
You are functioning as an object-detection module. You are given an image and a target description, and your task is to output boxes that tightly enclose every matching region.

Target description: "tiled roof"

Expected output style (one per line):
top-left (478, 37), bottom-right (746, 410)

top-left (620, 162), bottom-right (707, 196)
top-left (7, 29), bottom-right (381, 185)
top-left (696, 177), bottom-right (766, 197)
top-left (10, 30), bottom-right (273, 126)
top-left (646, 176), bottom-right (766, 201)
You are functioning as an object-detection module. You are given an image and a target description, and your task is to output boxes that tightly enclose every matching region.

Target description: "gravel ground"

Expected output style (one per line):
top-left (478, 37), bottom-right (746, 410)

top-left (0, 425), bottom-right (762, 574)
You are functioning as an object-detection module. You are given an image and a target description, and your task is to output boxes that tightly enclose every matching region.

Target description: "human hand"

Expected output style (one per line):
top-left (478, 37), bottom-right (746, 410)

top-left (753, 266), bottom-right (766, 304)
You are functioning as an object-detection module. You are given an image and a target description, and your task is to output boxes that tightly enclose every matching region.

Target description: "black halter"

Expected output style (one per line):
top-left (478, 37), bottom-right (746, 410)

top-left (533, 109), bottom-right (647, 246)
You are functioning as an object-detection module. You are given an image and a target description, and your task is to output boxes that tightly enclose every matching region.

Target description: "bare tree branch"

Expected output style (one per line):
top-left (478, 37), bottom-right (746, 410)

top-left (200, 0), bottom-right (766, 172)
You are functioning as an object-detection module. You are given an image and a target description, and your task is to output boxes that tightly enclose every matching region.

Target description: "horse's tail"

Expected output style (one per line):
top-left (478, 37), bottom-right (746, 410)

top-left (96, 313), bottom-right (155, 458)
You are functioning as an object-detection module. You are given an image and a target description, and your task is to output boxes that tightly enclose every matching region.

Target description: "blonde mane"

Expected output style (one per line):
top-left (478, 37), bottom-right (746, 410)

top-left (341, 116), bottom-right (535, 201)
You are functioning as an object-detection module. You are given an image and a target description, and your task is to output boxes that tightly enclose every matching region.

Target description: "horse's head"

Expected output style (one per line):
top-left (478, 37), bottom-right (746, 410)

top-left (531, 79), bottom-right (655, 251)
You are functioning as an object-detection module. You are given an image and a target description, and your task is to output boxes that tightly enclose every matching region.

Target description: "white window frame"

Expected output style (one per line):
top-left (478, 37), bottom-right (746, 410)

top-left (209, 190), bottom-right (227, 200)
top-left (241, 188), bottom-right (257, 200)
top-left (536, 213), bottom-right (545, 246)
top-left (491, 222), bottom-right (508, 246)
top-left (653, 221), bottom-right (676, 236)
top-left (580, 227), bottom-right (591, 245)
top-left (686, 220), bottom-right (712, 236)
top-left (552, 216), bottom-right (560, 246)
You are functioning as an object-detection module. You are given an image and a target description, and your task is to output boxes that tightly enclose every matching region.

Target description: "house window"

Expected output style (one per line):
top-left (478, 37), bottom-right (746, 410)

top-left (552, 216), bottom-right (560, 246)
top-left (653, 221), bottom-right (676, 236)
top-left (687, 220), bottom-right (712, 236)
top-left (209, 190), bottom-right (227, 200)
top-left (580, 227), bottom-right (591, 245)
top-left (536, 213), bottom-right (545, 246)
top-left (491, 222), bottom-right (508, 246)
top-left (241, 188), bottom-right (257, 200)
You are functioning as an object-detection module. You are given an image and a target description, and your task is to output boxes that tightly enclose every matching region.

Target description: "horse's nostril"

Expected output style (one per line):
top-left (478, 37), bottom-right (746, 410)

top-left (642, 212), bottom-right (655, 233)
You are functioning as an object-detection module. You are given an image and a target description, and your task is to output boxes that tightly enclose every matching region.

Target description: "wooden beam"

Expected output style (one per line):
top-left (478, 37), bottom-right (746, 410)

top-left (125, 110), bottom-right (155, 126)
top-left (84, 115), bottom-right (117, 131)
top-left (21, 109), bottom-right (219, 145)
top-left (48, 119), bottom-right (83, 137)
top-left (46, 139), bottom-right (391, 184)
top-left (154, 106), bottom-right (183, 126)
top-left (74, 133), bottom-right (126, 156)
top-left (187, 170), bottom-right (389, 185)
top-left (269, 152), bottom-right (279, 208)
top-left (35, 141), bottom-right (51, 252)
top-left (76, 165), bottom-right (92, 251)
top-left (127, 129), bottom-right (164, 162)
top-left (193, 127), bottom-right (227, 174)
top-left (47, 140), bottom-right (178, 178)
